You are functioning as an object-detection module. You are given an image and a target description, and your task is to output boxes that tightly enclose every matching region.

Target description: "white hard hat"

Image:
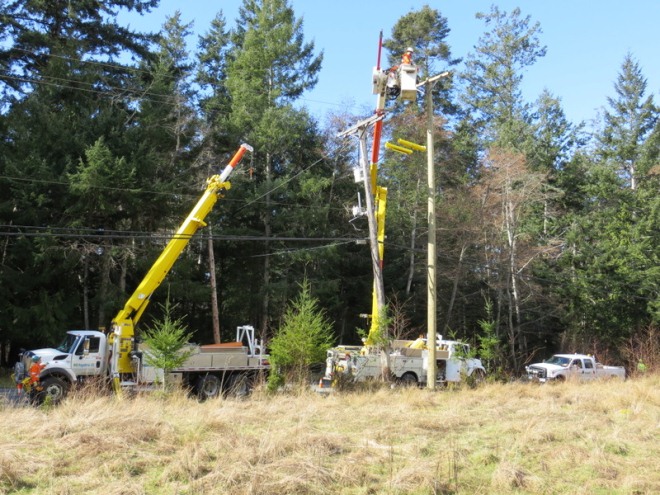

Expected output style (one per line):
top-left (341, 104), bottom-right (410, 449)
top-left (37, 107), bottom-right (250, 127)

top-left (405, 47), bottom-right (414, 53)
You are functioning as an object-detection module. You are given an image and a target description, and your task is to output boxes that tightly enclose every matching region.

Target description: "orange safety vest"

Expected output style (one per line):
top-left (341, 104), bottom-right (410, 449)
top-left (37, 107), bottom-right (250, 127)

top-left (402, 52), bottom-right (412, 65)
top-left (29, 362), bottom-right (45, 383)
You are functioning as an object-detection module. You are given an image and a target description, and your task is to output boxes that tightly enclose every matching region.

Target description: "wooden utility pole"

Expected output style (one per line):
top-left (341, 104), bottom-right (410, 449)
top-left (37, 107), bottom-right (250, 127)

top-left (208, 225), bottom-right (221, 343)
top-left (420, 72), bottom-right (450, 390)
top-left (337, 114), bottom-right (387, 344)
top-left (359, 130), bottom-right (387, 323)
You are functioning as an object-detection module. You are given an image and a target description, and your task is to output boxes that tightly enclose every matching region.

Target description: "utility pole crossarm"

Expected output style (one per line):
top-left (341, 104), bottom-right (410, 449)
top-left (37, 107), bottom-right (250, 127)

top-left (337, 114), bottom-right (384, 139)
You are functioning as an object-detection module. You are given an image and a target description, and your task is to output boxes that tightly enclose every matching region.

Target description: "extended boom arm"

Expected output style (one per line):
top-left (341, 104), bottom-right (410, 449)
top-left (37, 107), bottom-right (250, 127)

top-left (109, 144), bottom-right (253, 378)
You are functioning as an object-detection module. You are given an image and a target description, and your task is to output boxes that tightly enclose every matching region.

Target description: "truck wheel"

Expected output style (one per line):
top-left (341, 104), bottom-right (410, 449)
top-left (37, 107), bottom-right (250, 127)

top-left (36, 376), bottom-right (69, 405)
top-left (196, 374), bottom-right (220, 400)
top-left (228, 374), bottom-right (252, 398)
top-left (399, 372), bottom-right (418, 387)
top-left (470, 369), bottom-right (486, 385)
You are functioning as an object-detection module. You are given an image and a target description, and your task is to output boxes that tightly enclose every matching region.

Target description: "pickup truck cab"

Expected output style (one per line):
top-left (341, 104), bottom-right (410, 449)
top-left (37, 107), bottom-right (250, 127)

top-left (526, 354), bottom-right (625, 382)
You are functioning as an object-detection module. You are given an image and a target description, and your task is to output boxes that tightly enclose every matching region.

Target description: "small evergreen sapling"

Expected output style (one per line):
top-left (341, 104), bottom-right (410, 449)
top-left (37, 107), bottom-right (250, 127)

top-left (141, 297), bottom-right (194, 390)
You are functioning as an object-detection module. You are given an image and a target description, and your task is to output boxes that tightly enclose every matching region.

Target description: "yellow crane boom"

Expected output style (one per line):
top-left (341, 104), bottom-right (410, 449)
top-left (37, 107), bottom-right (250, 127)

top-left (109, 144), bottom-right (253, 378)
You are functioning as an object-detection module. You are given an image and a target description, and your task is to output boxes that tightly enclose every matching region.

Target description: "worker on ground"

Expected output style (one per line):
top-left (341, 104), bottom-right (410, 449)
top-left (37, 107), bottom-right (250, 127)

top-left (29, 355), bottom-right (46, 391)
top-left (401, 47), bottom-right (414, 65)
top-left (637, 359), bottom-right (647, 374)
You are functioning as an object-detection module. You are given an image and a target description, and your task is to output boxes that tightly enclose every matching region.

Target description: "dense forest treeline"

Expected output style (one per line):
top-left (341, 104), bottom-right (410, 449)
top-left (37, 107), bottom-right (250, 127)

top-left (0, 1), bottom-right (657, 373)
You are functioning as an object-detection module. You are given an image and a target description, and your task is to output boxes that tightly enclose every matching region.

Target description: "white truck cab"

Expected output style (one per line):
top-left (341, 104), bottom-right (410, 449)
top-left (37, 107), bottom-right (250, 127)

top-left (14, 330), bottom-right (108, 402)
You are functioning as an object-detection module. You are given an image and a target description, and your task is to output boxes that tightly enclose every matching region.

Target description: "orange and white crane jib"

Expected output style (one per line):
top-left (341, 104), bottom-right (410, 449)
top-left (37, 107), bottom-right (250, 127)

top-left (219, 143), bottom-right (254, 182)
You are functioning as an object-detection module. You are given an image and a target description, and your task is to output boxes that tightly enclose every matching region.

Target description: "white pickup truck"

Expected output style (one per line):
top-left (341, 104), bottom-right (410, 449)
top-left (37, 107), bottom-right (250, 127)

top-left (525, 354), bottom-right (625, 382)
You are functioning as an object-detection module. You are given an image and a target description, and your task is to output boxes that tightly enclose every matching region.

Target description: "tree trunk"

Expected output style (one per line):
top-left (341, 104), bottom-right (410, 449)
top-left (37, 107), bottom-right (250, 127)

top-left (444, 243), bottom-right (466, 334)
top-left (82, 253), bottom-right (90, 330)
top-left (208, 228), bottom-right (221, 343)
top-left (261, 152), bottom-right (272, 335)
top-left (405, 177), bottom-right (421, 296)
top-left (97, 243), bottom-right (112, 330)
top-left (504, 185), bottom-right (521, 370)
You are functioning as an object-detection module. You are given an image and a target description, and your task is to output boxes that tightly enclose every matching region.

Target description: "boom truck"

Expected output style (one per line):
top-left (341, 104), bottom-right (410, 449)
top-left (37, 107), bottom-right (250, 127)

top-left (13, 144), bottom-right (269, 403)
top-left (322, 337), bottom-right (485, 387)
top-left (320, 37), bottom-right (485, 389)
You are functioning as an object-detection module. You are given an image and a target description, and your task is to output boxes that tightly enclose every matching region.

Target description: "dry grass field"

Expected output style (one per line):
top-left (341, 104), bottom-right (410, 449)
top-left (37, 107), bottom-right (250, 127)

top-left (1, 375), bottom-right (658, 495)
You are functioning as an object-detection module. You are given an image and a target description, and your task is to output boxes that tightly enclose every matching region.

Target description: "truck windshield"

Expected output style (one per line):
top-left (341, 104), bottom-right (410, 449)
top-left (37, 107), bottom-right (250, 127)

top-left (545, 356), bottom-right (571, 367)
top-left (56, 334), bottom-right (80, 354)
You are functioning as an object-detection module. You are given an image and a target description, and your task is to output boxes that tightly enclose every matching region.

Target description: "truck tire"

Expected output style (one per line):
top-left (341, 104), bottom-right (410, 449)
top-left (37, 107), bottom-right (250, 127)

top-left (35, 376), bottom-right (69, 405)
top-left (228, 374), bottom-right (252, 398)
top-left (470, 369), bottom-right (486, 385)
top-left (196, 374), bottom-right (221, 400)
top-left (399, 372), bottom-right (418, 386)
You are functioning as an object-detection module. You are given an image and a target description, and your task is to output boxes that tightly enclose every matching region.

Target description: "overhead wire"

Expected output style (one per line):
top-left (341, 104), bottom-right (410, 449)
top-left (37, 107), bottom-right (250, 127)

top-left (1, 46), bottom-right (365, 111)
top-left (0, 172), bottom-right (351, 213)
top-left (0, 43), bottom-right (372, 256)
top-left (0, 135), bottom-right (361, 244)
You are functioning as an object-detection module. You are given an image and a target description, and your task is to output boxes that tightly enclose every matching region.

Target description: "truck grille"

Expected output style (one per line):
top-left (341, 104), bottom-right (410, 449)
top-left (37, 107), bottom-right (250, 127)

top-left (527, 366), bottom-right (546, 379)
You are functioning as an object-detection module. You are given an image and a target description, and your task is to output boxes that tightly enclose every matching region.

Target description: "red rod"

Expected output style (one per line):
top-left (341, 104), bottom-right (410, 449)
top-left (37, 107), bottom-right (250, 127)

top-left (376, 30), bottom-right (383, 71)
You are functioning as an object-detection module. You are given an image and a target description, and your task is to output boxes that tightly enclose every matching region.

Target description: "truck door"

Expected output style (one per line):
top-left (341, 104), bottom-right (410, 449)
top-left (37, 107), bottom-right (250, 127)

top-left (444, 343), bottom-right (469, 382)
top-left (444, 359), bottom-right (462, 382)
top-left (568, 358), bottom-right (587, 380)
top-left (582, 358), bottom-right (596, 380)
top-left (72, 336), bottom-right (103, 376)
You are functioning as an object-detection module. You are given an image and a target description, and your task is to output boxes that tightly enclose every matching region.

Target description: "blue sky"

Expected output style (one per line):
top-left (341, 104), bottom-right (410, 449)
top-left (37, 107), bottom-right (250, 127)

top-left (120, 0), bottom-right (660, 128)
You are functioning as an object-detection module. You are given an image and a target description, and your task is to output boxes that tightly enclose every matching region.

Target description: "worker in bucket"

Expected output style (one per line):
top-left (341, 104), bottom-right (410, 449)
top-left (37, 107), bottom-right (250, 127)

top-left (401, 47), bottom-right (414, 65)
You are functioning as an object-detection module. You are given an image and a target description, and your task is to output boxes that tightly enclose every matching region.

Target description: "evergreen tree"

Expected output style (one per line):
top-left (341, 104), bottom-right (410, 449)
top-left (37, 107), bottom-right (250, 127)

top-left (222, 0), bottom-right (324, 336)
top-left (459, 6), bottom-right (546, 150)
top-left (528, 90), bottom-right (582, 173)
top-left (0, 0), bottom-right (159, 358)
top-left (543, 54), bottom-right (660, 352)
top-left (196, 11), bottom-right (233, 150)
top-left (141, 297), bottom-right (195, 390)
top-left (597, 53), bottom-right (658, 191)
top-left (0, 0), bottom-right (157, 98)
top-left (382, 5), bottom-right (459, 114)
top-left (267, 278), bottom-right (334, 390)
top-left (378, 7), bottom-right (460, 334)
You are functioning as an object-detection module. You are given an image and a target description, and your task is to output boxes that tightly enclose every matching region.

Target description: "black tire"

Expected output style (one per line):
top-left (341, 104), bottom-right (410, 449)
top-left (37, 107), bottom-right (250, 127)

top-left (228, 374), bottom-right (252, 398)
top-left (470, 369), bottom-right (486, 385)
top-left (196, 374), bottom-right (221, 400)
top-left (399, 372), bottom-right (418, 386)
top-left (35, 376), bottom-right (69, 405)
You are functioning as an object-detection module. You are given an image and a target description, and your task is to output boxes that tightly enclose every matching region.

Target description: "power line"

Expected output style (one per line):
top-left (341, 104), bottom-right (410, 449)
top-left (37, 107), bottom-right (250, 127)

top-left (0, 224), bottom-right (363, 243)
top-left (0, 70), bottom-right (179, 105)
top-left (1, 45), bottom-right (365, 111)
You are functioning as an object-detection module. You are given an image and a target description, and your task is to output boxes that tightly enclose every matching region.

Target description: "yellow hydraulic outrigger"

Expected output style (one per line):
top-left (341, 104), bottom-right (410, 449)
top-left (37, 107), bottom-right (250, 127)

top-left (109, 144), bottom-right (253, 386)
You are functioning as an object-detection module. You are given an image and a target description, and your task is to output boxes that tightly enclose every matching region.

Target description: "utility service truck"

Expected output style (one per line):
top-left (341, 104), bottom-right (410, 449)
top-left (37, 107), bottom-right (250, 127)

top-left (14, 144), bottom-right (269, 403)
top-left (321, 336), bottom-right (486, 388)
top-left (525, 354), bottom-right (625, 382)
